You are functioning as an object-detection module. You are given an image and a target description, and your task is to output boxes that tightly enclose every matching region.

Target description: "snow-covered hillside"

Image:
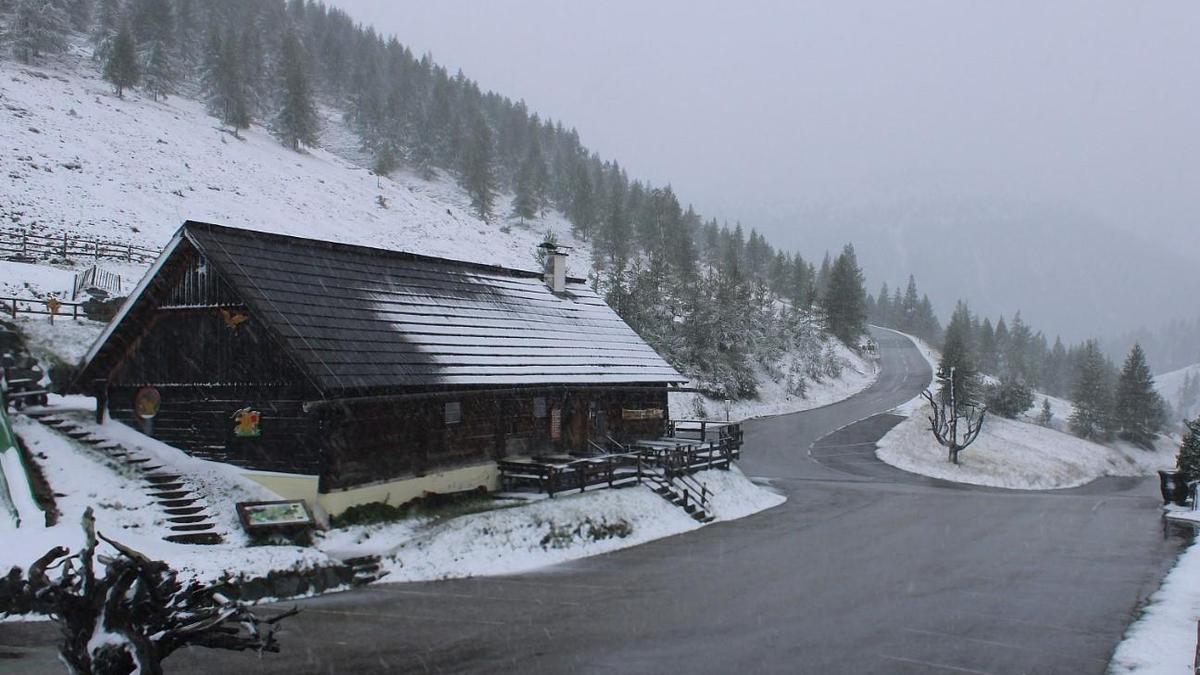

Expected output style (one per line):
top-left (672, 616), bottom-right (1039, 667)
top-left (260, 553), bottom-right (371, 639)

top-left (0, 43), bottom-right (879, 416)
top-left (1157, 363), bottom-right (1200, 422)
top-left (877, 402), bottom-right (1175, 490)
top-left (0, 42), bottom-right (583, 275)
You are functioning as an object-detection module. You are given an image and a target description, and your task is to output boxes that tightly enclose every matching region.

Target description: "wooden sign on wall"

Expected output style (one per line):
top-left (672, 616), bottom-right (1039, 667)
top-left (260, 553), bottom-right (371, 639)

top-left (622, 408), bottom-right (664, 421)
top-left (550, 407), bottom-right (562, 441)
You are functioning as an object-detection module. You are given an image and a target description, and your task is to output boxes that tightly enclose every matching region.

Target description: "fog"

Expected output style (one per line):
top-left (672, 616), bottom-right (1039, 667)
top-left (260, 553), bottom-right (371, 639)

top-left (331, 0), bottom-right (1199, 341)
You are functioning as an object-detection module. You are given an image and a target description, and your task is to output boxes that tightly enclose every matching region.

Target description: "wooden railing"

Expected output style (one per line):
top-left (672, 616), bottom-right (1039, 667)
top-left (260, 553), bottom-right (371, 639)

top-left (0, 230), bottom-right (160, 264)
top-left (498, 419), bottom-right (743, 498)
top-left (0, 296), bottom-right (86, 322)
top-left (498, 452), bottom-right (645, 497)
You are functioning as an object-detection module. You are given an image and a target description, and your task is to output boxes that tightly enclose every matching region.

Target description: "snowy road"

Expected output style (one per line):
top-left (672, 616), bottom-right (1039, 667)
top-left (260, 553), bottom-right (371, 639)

top-left (2, 329), bottom-right (1188, 674)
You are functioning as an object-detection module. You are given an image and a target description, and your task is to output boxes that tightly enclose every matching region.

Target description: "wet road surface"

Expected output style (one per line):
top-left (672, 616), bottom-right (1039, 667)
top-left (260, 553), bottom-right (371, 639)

top-left (2, 328), bottom-right (1189, 674)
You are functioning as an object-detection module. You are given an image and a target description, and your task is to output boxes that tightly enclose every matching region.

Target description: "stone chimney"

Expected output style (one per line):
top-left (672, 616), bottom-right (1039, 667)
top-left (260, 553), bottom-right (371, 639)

top-left (540, 242), bottom-right (567, 293)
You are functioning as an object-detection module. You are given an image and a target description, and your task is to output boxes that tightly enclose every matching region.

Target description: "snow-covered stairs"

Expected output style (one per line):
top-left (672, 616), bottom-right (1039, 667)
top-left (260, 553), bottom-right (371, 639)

top-left (25, 411), bottom-right (225, 545)
top-left (644, 472), bottom-right (714, 523)
top-left (343, 555), bottom-right (389, 586)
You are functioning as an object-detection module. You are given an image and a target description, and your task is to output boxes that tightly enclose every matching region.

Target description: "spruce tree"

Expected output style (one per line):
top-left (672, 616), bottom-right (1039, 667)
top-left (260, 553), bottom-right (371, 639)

top-left (271, 31), bottom-right (319, 150)
top-left (1037, 397), bottom-right (1054, 427)
top-left (511, 136), bottom-right (547, 221)
top-left (461, 108), bottom-right (496, 220)
top-left (1178, 417), bottom-right (1200, 481)
top-left (1069, 339), bottom-right (1115, 442)
top-left (103, 22), bottom-right (139, 97)
top-left (821, 244), bottom-right (867, 345)
top-left (938, 301), bottom-right (981, 408)
top-left (875, 283), bottom-right (891, 325)
top-left (8, 0), bottom-right (70, 63)
top-left (1113, 343), bottom-right (1166, 449)
top-left (202, 28), bottom-right (251, 135)
top-left (141, 39), bottom-right (172, 101)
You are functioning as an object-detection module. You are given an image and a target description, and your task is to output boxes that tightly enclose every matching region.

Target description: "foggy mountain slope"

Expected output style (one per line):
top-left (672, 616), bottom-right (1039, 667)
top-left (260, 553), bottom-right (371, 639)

top-left (774, 196), bottom-right (1198, 342)
top-left (0, 47), bottom-right (582, 275)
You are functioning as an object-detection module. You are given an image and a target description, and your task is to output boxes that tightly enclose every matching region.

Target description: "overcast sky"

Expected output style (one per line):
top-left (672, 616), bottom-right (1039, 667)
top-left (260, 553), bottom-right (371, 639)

top-left (329, 0), bottom-right (1199, 262)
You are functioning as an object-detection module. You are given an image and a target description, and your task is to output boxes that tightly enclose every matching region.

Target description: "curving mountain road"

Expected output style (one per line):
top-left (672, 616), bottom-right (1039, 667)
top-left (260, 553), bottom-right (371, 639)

top-left (3, 329), bottom-right (1188, 674)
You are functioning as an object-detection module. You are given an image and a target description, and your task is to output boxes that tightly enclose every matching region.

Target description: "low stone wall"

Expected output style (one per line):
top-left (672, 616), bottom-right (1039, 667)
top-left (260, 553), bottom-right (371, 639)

top-left (212, 564), bottom-right (358, 604)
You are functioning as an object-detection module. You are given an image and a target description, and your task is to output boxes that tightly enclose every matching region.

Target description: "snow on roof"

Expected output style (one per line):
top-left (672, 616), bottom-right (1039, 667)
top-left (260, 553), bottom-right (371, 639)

top-left (80, 221), bottom-right (685, 393)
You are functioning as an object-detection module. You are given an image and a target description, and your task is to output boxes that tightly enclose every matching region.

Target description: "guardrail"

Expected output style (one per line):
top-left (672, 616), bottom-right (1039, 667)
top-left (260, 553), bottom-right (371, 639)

top-left (0, 230), bottom-right (160, 264)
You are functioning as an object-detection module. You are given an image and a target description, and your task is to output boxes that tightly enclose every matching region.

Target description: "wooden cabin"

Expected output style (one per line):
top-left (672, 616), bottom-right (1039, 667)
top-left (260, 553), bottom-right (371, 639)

top-left (72, 221), bottom-right (687, 516)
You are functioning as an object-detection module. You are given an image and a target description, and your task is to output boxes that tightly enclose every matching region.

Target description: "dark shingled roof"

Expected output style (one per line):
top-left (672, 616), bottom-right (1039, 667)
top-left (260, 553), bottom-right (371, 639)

top-left (97, 221), bottom-right (685, 393)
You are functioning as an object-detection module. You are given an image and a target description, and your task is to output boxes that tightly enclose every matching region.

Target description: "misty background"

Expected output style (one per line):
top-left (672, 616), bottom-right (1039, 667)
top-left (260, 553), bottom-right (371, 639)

top-left (331, 0), bottom-right (1199, 348)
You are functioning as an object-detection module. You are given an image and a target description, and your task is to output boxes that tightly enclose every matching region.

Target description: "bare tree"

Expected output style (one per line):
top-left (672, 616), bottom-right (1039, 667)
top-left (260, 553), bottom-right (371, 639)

top-left (921, 388), bottom-right (986, 465)
top-left (1, 508), bottom-right (296, 674)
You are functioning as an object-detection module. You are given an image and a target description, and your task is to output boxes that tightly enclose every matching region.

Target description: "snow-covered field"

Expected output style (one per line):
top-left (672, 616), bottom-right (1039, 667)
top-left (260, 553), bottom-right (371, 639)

top-left (318, 465), bottom-right (782, 583)
top-left (877, 329), bottom-right (1177, 490)
top-left (876, 402), bottom-right (1175, 490)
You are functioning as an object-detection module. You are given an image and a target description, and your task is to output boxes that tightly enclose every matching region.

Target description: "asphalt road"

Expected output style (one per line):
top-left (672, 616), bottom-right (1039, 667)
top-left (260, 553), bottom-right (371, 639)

top-left (3, 328), bottom-right (1189, 674)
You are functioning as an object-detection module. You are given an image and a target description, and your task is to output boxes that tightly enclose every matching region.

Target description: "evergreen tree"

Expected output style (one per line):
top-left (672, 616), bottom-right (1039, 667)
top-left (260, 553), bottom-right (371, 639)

top-left (938, 301), bottom-right (981, 408)
top-left (130, 0), bottom-right (171, 47)
top-left (372, 144), bottom-right (398, 176)
top-left (66, 0), bottom-right (91, 31)
top-left (201, 27), bottom-right (251, 135)
top-left (461, 107), bottom-right (496, 220)
top-left (1069, 339), bottom-right (1115, 442)
top-left (271, 31), bottom-right (319, 150)
top-left (874, 282), bottom-right (891, 325)
top-left (821, 244), bottom-right (867, 345)
top-left (1177, 417), bottom-right (1200, 482)
top-left (511, 135), bottom-right (547, 221)
top-left (899, 275), bottom-right (919, 332)
top-left (1037, 397), bottom-right (1054, 427)
top-left (91, 0), bottom-right (120, 59)
top-left (916, 295), bottom-right (941, 343)
top-left (984, 379), bottom-right (1034, 419)
top-left (102, 21), bottom-right (139, 97)
top-left (141, 38), bottom-right (172, 101)
top-left (7, 0), bottom-right (70, 63)
top-left (1113, 343), bottom-right (1166, 449)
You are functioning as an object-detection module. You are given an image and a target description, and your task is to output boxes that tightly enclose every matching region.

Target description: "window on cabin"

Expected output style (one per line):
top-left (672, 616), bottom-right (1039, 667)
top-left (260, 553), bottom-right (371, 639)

top-left (444, 401), bottom-right (462, 426)
top-left (533, 397), bottom-right (547, 419)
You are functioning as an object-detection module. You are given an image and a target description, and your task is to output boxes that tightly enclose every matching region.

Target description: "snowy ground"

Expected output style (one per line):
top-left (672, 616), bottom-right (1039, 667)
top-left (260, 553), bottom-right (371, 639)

top-left (316, 465), bottom-right (783, 583)
top-left (4, 399), bottom-right (785, 613)
top-left (6, 412), bottom-right (331, 589)
top-left (669, 339), bottom-right (877, 423)
top-left (877, 329), bottom-right (1177, 489)
top-left (1110, 535), bottom-right (1200, 674)
top-left (0, 43), bottom-right (584, 278)
top-left (876, 401), bottom-right (1176, 490)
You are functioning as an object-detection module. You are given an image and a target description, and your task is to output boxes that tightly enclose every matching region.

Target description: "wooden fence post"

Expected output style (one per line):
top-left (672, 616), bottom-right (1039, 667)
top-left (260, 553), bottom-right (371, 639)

top-left (61, 233), bottom-right (68, 259)
top-left (20, 234), bottom-right (27, 259)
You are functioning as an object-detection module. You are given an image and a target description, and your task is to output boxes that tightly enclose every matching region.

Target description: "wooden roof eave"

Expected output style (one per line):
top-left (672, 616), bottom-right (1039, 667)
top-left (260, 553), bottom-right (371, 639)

top-left (70, 230), bottom-right (188, 392)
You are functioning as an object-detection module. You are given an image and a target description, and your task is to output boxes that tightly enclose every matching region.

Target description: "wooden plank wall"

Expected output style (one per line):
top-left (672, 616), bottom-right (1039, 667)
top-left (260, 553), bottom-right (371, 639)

top-left (108, 386), bottom-right (321, 474)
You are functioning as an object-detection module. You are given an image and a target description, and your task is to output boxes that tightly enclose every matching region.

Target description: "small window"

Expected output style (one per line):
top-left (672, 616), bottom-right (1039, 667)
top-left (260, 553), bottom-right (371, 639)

top-left (444, 401), bottom-right (462, 425)
top-left (533, 397), bottom-right (547, 419)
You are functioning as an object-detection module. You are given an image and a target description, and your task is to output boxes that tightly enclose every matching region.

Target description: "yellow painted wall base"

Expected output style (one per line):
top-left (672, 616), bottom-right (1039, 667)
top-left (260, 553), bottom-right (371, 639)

top-left (317, 463), bottom-right (499, 517)
top-left (240, 463), bottom-right (499, 518)
top-left (240, 471), bottom-right (320, 505)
